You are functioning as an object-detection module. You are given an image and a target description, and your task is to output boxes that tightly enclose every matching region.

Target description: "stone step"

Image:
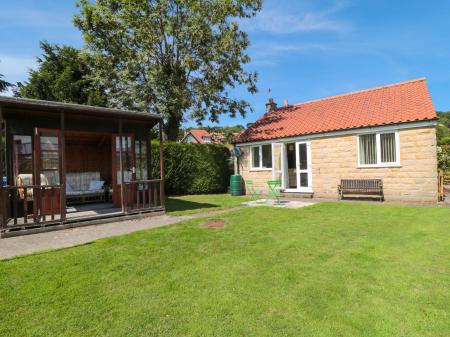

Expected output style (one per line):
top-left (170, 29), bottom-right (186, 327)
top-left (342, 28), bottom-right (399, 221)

top-left (280, 192), bottom-right (314, 199)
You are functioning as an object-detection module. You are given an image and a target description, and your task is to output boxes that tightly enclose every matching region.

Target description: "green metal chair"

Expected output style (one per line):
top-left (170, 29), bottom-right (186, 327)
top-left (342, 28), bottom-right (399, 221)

top-left (267, 180), bottom-right (282, 205)
top-left (245, 180), bottom-right (261, 201)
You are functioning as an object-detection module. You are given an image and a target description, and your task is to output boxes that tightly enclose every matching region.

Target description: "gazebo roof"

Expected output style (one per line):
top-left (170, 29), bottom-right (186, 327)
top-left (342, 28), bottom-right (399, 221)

top-left (0, 96), bottom-right (162, 121)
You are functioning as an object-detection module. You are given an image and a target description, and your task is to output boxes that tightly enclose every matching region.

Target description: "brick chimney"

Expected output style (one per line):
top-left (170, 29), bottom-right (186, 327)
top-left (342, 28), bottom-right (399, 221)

top-left (283, 99), bottom-right (289, 107)
top-left (265, 98), bottom-right (277, 113)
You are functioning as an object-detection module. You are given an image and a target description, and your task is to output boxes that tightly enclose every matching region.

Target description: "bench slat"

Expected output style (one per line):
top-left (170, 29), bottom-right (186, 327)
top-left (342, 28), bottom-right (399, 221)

top-left (338, 179), bottom-right (383, 201)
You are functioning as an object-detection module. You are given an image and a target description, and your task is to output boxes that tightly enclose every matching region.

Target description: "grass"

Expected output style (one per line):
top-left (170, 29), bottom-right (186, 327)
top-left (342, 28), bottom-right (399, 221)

top-left (165, 193), bottom-right (251, 215)
top-left (1, 202), bottom-right (449, 336)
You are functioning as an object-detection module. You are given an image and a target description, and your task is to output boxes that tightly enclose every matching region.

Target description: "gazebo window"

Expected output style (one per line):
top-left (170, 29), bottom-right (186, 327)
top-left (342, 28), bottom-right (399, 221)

top-left (13, 135), bottom-right (33, 182)
top-left (135, 140), bottom-right (148, 180)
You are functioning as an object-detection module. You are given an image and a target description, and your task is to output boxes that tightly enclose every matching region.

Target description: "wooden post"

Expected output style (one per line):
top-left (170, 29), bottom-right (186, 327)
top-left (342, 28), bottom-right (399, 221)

top-left (60, 111), bottom-right (66, 221)
top-left (159, 121), bottom-right (165, 208)
top-left (119, 119), bottom-right (126, 213)
top-left (33, 127), bottom-right (41, 222)
top-left (146, 128), bottom-right (152, 181)
top-left (0, 105), bottom-right (3, 178)
top-left (145, 128), bottom-right (152, 209)
top-left (438, 169), bottom-right (444, 201)
top-left (0, 104), bottom-right (4, 229)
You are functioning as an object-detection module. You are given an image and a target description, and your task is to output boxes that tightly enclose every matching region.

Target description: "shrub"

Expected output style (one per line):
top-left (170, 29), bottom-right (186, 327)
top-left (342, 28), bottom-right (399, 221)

top-left (437, 145), bottom-right (450, 171)
top-left (151, 141), bottom-right (232, 195)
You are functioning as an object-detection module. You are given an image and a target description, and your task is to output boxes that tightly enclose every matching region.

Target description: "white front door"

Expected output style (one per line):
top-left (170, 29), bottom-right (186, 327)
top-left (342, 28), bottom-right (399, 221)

top-left (295, 141), bottom-right (312, 192)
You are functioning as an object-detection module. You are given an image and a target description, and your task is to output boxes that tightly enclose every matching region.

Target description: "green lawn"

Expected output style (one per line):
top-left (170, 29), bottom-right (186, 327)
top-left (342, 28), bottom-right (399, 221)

top-left (1, 203), bottom-right (449, 336)
top-left (165, 194), bottom-right (251, 215)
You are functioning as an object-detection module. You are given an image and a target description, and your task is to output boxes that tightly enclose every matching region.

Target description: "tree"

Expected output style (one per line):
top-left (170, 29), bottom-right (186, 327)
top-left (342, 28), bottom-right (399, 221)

top-left (15, 41), bottom-right (107, 106)
top-left (437, 111), bottom-right (450, 146)
top-left (74, 0), bottom-right (261, 140)
top-left (205, 124), bottom-right (244, 143)
top-left (0, 74), bottom-right (11, 93)
top-left (205, 124), bottom-right (244, 134)
top-left (0, 64), bottom-right (11, 93)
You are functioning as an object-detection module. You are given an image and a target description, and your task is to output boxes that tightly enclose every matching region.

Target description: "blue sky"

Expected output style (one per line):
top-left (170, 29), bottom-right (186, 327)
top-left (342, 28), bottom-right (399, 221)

top-left (1, 0), bottom-right (449, 128)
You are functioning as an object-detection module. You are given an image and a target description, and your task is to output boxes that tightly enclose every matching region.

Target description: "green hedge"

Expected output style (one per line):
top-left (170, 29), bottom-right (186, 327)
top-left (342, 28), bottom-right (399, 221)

top-left (151, 142), bottom-right (232, 195)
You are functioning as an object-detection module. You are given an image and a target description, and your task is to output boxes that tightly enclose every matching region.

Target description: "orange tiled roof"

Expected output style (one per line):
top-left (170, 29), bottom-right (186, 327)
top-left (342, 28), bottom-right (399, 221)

top-left (188, 129), bottom-right (223, 144)
top-left (236, 78), bottom-right (437, 143)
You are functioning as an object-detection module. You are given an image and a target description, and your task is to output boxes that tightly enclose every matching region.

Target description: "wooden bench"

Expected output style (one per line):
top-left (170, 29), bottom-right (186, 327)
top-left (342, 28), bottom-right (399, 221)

top-left (338, 179), bottom-right (384, 201)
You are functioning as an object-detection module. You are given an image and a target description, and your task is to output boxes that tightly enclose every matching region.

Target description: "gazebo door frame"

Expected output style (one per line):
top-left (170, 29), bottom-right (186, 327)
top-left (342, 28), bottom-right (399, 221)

top-left (112, 132), bottom-right (135, 210)
top-left (33, 127), bottom-right (64, 221)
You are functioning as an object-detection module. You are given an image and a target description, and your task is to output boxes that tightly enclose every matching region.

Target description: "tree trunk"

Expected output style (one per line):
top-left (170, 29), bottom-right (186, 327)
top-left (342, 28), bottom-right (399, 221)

top-left (164, 114), bottom-right (182, 141)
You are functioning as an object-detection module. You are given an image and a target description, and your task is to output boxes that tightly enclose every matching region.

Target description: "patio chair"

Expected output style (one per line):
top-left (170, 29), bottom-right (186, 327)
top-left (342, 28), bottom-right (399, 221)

top-left (245, 180), bottom-right (261, 201)
top-left (267, 180), bottom-right (282, 205)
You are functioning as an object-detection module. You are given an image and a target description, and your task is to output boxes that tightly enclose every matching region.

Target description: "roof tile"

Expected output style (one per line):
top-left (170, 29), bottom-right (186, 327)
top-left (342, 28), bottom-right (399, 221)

top-left (237, 78), bottom-right (436, 143)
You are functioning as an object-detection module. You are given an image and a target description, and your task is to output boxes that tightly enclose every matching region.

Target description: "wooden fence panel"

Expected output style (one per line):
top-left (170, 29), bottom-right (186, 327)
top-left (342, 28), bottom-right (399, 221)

top-left (438, 170), bottom-right (445, 201)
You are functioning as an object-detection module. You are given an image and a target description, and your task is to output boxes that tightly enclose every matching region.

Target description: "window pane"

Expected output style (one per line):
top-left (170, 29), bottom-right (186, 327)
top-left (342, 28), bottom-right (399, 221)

top-left (124, 136), bottom-right (132, 171)
top-left (261, 145), bottom-right (272, 168)
top-left (299, 143), bottom-right (307, 170)
top-left (300, 173), bottom-right (308, 187)
top-left (13, 135), bottom-right (33, 181)
top-left (42, 170), bottom-right (60, 185)
top-left (115, 137), bottom-right (121, 184)
top-left (40, 135), bottom-right (60, 185)
top-left (41, 153), bottom-right (59, 170)
top-left (135, 141), bottom-right (142, 180)
top-left (287, 143), bottom-right (295, 169)
top-left (359, 134), bottom-right (377, 165)
top-left (381, 133), bottom-right (396, 163)
top-left (40, 136), bottom-right (58, 151)
top-left (252, 146), bottom-right (260, 168)
top-left (116, 136), bottom-right (133, 184)
top-left (135, 140), bottom-right (148, 180)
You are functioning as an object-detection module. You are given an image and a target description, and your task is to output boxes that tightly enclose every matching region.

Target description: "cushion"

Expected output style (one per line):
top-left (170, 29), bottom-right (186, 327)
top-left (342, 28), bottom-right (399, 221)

top-left (66, 172), bottom-right (100, 191)
top-left (88, 180), bottom-right (104, 191)
top-left (66, 190), bottom-right (84, 196)
top-left (16, 174), bottom-right (49, 186)
top-left (15, 174), bottom-right (50, 199)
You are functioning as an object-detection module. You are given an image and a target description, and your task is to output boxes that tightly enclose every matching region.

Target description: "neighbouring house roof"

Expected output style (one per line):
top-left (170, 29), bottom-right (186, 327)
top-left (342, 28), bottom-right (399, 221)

top-left (236, 78), bottom-right (437, 143)
top-left (0, 96), bottom-right (162, 121)
top-left (183, 129), bottom-right (224, 144)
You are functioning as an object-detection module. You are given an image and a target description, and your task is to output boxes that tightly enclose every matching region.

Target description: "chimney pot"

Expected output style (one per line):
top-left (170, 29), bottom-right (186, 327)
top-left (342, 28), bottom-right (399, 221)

top-left (283, 99), bottom-right (289, 107)
top-left (265, 98), bottom-right (277, 113)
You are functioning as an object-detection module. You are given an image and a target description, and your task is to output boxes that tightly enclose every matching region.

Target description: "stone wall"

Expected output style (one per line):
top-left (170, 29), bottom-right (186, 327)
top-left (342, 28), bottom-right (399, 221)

top-left (238, 145), bottom-right (276, 194)
top-left (238, 126), bottom-right (438, 203)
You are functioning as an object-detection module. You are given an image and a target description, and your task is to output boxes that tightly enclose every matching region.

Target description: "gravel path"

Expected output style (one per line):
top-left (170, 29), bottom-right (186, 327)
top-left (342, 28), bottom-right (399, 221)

top-left (0, 208), bottom-right (242, 260)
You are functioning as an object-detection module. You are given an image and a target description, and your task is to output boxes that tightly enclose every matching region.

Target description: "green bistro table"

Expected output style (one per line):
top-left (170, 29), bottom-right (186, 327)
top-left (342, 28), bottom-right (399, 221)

top-left (267, 180), bottom-right (282, 205)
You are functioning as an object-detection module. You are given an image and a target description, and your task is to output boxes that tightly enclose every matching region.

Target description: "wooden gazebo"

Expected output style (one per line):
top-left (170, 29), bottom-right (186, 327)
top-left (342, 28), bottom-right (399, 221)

top-left (0, 96), bottom-right (165, 237)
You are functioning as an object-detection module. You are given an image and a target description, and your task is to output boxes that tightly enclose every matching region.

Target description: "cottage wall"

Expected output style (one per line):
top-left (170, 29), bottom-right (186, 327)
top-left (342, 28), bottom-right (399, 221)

top-left (238, 126), bottom-right (438, 203)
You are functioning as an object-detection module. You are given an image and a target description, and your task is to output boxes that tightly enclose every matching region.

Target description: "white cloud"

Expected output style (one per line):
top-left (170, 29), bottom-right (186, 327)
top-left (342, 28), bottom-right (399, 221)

top-left (247, 42), bottom-right (329, 67)
top-left (249, 11), bottom-right (348, 34)
top-left (243, 0), bottom-right (352, 34)
top-left (250, 43), bottom-right (329, 58)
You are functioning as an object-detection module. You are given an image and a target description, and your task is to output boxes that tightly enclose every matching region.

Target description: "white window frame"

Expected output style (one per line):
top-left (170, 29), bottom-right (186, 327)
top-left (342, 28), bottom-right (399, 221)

top-left (357, 131), bottom-right (400, 168)
top-left (250, 144), bottom-right (272, 171)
